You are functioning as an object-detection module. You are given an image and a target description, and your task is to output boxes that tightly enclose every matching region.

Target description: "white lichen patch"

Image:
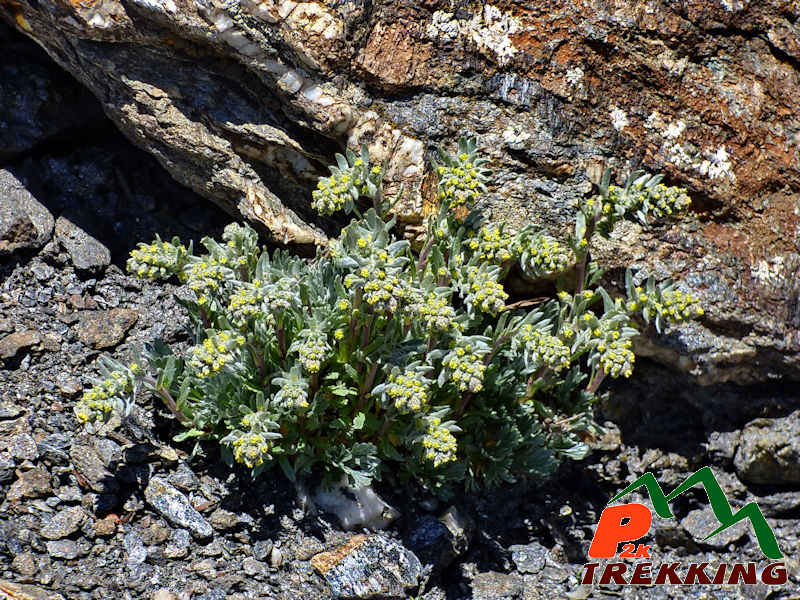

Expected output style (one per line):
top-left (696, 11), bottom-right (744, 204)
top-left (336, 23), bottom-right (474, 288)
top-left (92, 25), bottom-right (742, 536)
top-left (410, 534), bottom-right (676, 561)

top-left (566, 67), bottom-right (584, 88)
top-left (609, 106), bottom-right (629, 131)
top-left (720, 0), bottom-right (747, 11)
top-left (750, 255), bottom-right (800, 298)
top-left (427, 5), bottom-right (521, 66)
top-left (240, 0), bottom-right (344, 41)
top-left (129, 0), bottom-right (177, 14)
top-left (645, 112), bottom-right (736, 183)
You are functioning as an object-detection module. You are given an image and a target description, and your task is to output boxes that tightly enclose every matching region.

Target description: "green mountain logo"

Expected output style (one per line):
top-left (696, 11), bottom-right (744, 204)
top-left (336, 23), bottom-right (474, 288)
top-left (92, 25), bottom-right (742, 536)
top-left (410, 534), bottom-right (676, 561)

top-left (609, 466), bottom-right (783, 559)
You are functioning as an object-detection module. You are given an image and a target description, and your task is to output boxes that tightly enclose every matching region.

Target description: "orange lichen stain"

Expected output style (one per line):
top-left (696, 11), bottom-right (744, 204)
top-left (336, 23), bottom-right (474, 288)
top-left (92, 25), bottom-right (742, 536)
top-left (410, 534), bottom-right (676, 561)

top-left (702, 223), bottom-right (751, 261)
top-left (14, 12), bottom-right (32, 31)
top-left (310, 535), bottom-right (368, 574)
top-left (66, 0), bottom-right (100, 8)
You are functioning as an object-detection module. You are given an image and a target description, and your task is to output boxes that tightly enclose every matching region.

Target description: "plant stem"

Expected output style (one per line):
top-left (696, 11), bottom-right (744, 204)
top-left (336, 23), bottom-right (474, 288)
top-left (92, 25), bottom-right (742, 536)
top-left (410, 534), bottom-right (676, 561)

top-left (249, 343), bottom-right (268, 380)
top-left (142, 376), bottom-right (193, 426)
top-left (575, 217), bottom-right (596, 294)
top-left (358, 363), bottom-right (379, 409)
top-left (586, 369), bottom-right (606, 395)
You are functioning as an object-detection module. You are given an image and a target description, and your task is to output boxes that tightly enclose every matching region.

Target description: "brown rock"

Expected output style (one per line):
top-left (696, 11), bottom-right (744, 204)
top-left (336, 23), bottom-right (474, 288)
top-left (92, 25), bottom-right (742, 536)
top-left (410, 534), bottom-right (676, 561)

top-left (93, 516), bottom-right (117, 537)
top-left (0, 330), bottom-right (40, 360)
top-left (11, 552), bottom-right (37, 578)
top-left (75, 308), bottom-right (138, 349)
top-left (0, 580), bottom-right (64, 600)
top-left (6, 467), bottom-right (52, 501)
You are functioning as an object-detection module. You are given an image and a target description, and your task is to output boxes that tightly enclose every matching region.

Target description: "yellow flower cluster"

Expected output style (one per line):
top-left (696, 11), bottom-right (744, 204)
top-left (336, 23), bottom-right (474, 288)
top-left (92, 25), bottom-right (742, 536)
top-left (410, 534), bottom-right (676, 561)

top-left (421, 418), bottom-right (458, 468)
top-left (518, 234), bottom-right (573, 277)
top-left (232, 431), bottom-right (270, 469)
top-left (227, 281), bottom-right (267, 325)
top-left (295, 329), bottom-right (330, 374)
top-left (188, 331), bottom-right (245, 378)
top-left (127, 240), bottom-right (186, 280)
top-left (465, 267), bottom-right (508, 315)
top-left (596, 337), bottom-right (634, 378)
top-left (273, 375), bottom-right (310, 411)
top-left (408, 291), bottom-right (462, 334)
top-left (345, 259), bottom-right (406, 314)
top-left (518, 325), bottom-right (571, 372)
top-left (383, 368), bottom-right (429, 413)
top-left (443, 340), bottom-right (487, 393)
top-left (436, 152), bottom-right (485, 210)
top-left (628, 286), bottom-right (704, 323)
top-left (312, 170), bottom-right (355, 215)
top-left (187, 259), bottom-right (231, 304)
top-left (470, 226), bottom-right (515, 264)
top-left (608, 182), bottom-right (691, 220)
top-left (74, 370), bottom-right (131, 424)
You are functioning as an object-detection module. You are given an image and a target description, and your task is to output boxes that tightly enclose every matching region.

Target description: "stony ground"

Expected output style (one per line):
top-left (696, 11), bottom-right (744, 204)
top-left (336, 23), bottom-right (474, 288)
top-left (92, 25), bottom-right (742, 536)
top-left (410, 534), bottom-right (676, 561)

top-left (3, 173), bottom-right (800, 599)
top-left (2, 19), bottom-right (800, 600)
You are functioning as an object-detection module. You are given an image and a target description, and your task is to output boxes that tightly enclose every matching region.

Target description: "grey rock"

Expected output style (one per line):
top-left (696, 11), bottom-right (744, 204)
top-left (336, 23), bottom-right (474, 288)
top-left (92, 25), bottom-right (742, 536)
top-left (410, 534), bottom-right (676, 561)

top-left (91, 437), bottom-right (122, 469)
top-left (0, 403), bottom-right (22, 418)
top-left (471, 572), bottom-right (525, 600)
top-left (242, 557), bottom-right (267, 577)
top-left (40, 506), bottom-right (87, 540)
top-left (54, 216), bottom-right (110, 272)
top-left (164, 529), bottom-right (191, 559)
top-left (680, 507), bottom-right (747, 549)
top-left (0, 451), bottom-right (15, 483)
top-left (734, 411), bottom-right (800, 485)
top-left (70, 441), bottom-right (118, 493)
top-left (0, 170), bottom-right (54, 254)
top-left (312, 535), bottom-right (422, 599)
top-left (124, 530), bottom-right (148, 568)
top-left (9, 433), bottom-right (39, 461)
top-left (38, 433), bottom-right (72, 465)
top-left (75, 308), bottom-right (138, 349)
top-left (0, 330), bottom-right (41, 360)
top-left (509, 542), bottom-right (548, 575)
top-left (46, 539), bottom-right (80, 560)
top-left (754, 490), bottom-right (800, 517)
top-left (144, 477), bottom-right (213, 539)
top-left (252, 539), bottom-right (273, 562)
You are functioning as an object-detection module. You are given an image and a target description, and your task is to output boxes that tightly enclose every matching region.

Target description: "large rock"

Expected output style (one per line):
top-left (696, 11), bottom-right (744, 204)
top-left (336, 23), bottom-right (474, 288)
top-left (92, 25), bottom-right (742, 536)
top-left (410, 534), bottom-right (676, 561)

top-left (734, 411), bottom-right (800, 485)
top-left (143, 477), bottom-right (213, 540)
top-left (0, 170), bottom-right (54, 255)
top-left (2, 1), bottom-right (799, 384)
top-left (54, 216), bottom-right (111, 272)
top-left (311, 535), bottom-right (422, 599)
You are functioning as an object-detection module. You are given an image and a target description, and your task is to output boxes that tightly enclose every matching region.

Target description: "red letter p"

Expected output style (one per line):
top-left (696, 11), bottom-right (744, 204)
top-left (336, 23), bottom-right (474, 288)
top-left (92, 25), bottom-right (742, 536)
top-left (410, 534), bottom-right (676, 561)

top-left (588, 503), bottom-right (652, 558)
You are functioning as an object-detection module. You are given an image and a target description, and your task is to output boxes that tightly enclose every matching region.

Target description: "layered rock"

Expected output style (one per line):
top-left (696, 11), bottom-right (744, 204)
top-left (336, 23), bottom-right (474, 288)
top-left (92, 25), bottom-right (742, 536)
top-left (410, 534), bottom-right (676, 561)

top-left (2, 1), bottom-right (798, 384)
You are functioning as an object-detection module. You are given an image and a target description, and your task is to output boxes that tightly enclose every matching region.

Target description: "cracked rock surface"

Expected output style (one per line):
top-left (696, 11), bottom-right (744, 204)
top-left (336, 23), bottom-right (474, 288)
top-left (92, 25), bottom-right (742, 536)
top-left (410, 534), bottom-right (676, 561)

top-left (1, 2), bottom-right (799, 385)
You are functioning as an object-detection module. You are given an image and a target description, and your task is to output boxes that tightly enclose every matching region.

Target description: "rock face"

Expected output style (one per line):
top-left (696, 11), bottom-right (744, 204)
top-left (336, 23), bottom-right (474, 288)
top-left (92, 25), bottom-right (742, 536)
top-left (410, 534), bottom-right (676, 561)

top-left (0, 170), bottom-right (54, 255)
top-left (734, 411), bottom-right (800, 485)
top-left (2, 2), bottom-right (799, 385)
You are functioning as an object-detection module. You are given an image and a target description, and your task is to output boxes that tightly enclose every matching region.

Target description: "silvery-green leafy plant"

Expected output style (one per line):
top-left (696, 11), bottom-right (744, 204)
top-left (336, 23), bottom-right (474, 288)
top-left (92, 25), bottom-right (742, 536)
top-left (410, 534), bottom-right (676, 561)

top-left (78, 139), bottom-right (703, 497)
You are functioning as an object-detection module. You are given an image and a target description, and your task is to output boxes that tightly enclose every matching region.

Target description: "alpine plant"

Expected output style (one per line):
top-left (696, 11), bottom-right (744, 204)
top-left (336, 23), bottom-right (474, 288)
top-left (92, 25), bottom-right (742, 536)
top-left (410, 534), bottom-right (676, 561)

top-left (77, 140), bottom-right (704, 497)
